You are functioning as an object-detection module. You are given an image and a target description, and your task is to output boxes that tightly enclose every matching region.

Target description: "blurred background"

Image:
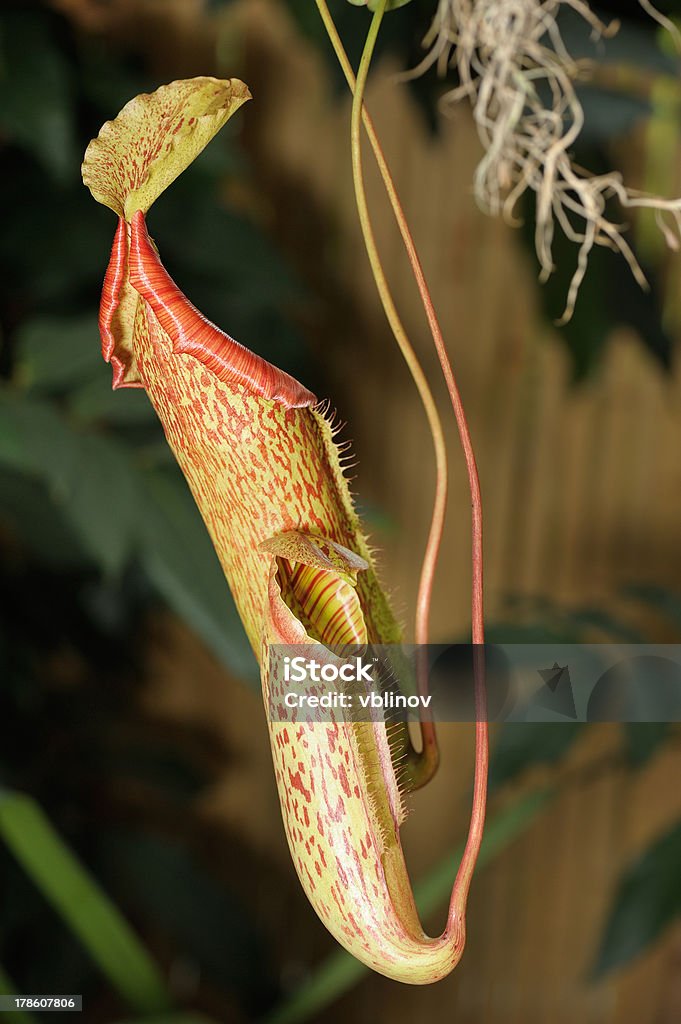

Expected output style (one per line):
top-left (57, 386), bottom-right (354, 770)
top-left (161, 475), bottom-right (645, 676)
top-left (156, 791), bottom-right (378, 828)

top-left (2, 0), bottom-right (681, 1021)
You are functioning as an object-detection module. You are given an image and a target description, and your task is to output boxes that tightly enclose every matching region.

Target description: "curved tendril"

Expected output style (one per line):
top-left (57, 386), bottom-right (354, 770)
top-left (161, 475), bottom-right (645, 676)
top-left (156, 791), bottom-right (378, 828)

top-left (352, 0), bottom-right (445, 782)
top-left (316, 0), bottom-right (488, 907)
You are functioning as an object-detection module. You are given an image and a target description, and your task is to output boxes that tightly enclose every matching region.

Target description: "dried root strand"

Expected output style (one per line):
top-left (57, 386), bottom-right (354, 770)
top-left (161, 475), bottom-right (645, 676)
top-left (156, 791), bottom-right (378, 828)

top-left (411, 0), bottom-right (681, 321)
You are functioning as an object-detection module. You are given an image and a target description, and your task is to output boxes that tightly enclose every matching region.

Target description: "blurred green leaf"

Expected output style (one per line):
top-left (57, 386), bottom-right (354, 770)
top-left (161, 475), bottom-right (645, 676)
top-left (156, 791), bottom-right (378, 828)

top-left (566, 606), bottom-right (646, 642)
top-left (624, 723), bottom-right (671, 767)
top-left (489, 723), bottom-right (584, 792)
top-left (152, 174), bottom-right (301, 305)
top-left (532, 219), bottom-right (672, 379)
top-left (593, 817), bottom-right (681, 976)
top-left (100, 832), bottom-right (272, 1002)
top-left (76, 44), bottom-right (147, 117)
top-left (101, 746), bottom-right (209, 801)
top-left (68, 376), bottom-right (156, 426)
top-left (150, 185), bottom-right (310, 382)
top-left (0, 791), bottom-right (171, 1014)
top-left (0, 172), bottom-right (112, 307)
top-left (263, 788), bottom-right (552, 1024)
top-left (0, 390), bottom-right (79, 488)
top-left (0, 850), bottom-right (97, 1010)
top-left (0, 390), bottom-right (256, 670)
top-left (137, 468), bottom-right (257, 681)
top-left (0, 12), bottom-right (77, 182)
top-left (485, 621), bottom-right (583, 643)
top-left (0, 963), bottom-right (38, 1024)
top-left (0, 469), bottom-right (89, 568)
top-left (560, 5), bottom-right (680, 76)
top-left (624, 583), bottom-right (681, 632)
top-left (63, 434), bottom-right (138, 576)
top-left (354, 500), bottom-right (398, 536)
top-left (14, 316), bottom-right (103, 394)
top-left (0, 391), bottom-right (139, 574)
top-left (576, 86), bottom-right (651, 145)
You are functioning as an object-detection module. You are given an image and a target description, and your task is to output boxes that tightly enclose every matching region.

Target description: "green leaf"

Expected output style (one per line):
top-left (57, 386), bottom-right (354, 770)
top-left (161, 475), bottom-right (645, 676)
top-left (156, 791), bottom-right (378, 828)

top-left (0, 963), bottom-right (38, 1024)
top-left (485, 621), bottom-right (582, 643)
top-left (559, 6), bottom-right (679, 77)
top-left (0, 468), bottom-right (88, 568)
top-left (576, 85), bottom-right (651, 146)
top-left (14, 316), bottom-right (103, 394)
top-left (99, 832), bottom-right (270, 996)
top-left (0, 791), bottom-right (171, 1014)
top-left (0, 12), bottom-right (77, 182)
top-left (0, 178), bottom-right (112, 307)
top-left (0, 390), bottom-right (257, 662)
top-left (489, 723), bottom-right (584, 792)
top-left (593, 818), bottom-right (681, 976)
top-left (0, 390), bottom-right (79, 490)
top-left (68, 376), bottom-right (156, 426)
top-left (566, 605), bottom-right (646, 643)
top-left (0, 391), bottom-right (138, 575)
top-left (137, 468), bottom-right (257, 681)
top-left (624, 723), bottom-right (671, 767)
top-left (262, 788), bottom-right (552, 1024)
top-left (624, 583), bottom-right (681, 633)
top-left (63, 434), bottom-right (139, 576)
top-left (150, 184), bottom-right (308, 380)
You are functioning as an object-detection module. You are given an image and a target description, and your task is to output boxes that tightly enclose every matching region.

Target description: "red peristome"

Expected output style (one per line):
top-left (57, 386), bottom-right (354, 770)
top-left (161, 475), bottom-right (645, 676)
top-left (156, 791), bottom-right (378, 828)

top-left (127, 210), bottom-right (317, 410)
top-left (99, 217), bottom-right (127, 364)
top-left (99, 217), bottom-right (143, 390)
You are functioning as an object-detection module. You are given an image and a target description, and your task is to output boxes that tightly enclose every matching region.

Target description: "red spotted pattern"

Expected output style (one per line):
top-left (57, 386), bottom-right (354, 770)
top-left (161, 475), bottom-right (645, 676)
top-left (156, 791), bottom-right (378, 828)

top-left (97, 210), bottom-right (468, 984)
